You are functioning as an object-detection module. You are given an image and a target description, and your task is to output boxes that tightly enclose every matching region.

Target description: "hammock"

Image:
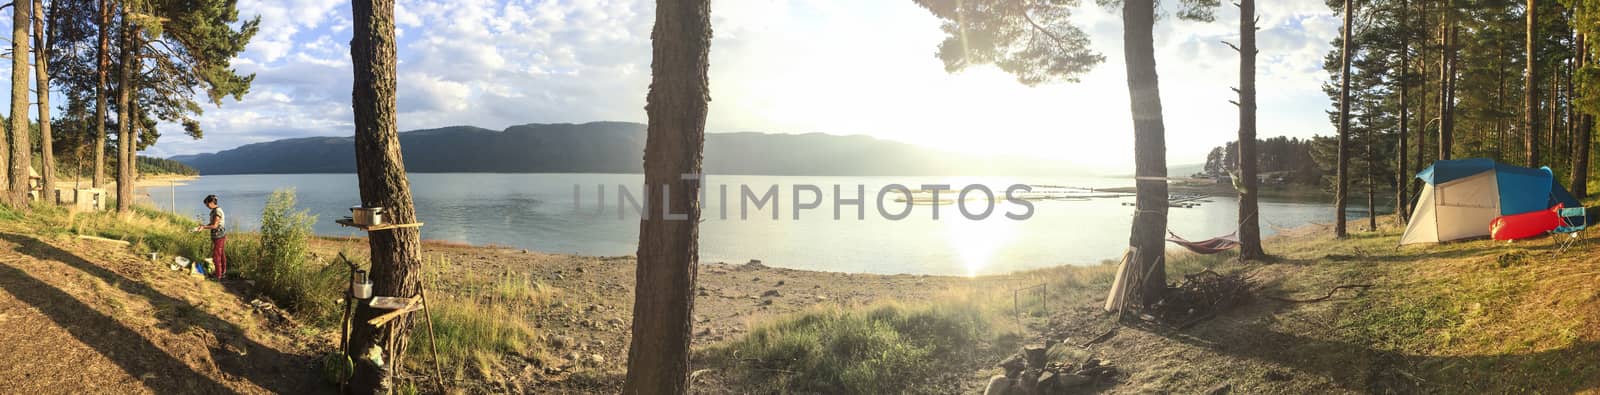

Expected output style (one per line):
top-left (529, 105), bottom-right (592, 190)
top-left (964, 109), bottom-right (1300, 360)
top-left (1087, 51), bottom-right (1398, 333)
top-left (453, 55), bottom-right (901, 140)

top-left (1166, 229), bottom-right (1240, 254)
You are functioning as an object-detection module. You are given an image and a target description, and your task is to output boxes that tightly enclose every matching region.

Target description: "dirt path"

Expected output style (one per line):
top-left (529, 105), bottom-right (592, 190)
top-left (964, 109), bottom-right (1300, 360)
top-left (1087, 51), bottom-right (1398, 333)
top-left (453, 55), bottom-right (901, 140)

top-left (0, 232), bottom-right (327, 394)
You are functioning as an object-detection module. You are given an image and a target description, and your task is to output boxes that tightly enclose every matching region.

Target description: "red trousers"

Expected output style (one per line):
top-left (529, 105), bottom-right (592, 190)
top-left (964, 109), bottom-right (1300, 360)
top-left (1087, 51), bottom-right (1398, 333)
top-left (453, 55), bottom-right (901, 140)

top-left (212, 237), bottom-right (227, 279)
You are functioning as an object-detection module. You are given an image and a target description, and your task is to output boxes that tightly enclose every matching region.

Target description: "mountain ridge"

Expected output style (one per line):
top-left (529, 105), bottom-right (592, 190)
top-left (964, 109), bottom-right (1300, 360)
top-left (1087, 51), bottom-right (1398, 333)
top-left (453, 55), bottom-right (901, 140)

top-left (172, 121), bottom-right (1089, 176)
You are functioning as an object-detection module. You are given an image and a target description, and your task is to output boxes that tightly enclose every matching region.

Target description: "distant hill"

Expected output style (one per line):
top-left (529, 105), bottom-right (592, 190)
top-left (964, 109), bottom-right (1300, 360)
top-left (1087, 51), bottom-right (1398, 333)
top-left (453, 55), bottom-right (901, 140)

top-left (172, 122), bottom-right (1086, 176)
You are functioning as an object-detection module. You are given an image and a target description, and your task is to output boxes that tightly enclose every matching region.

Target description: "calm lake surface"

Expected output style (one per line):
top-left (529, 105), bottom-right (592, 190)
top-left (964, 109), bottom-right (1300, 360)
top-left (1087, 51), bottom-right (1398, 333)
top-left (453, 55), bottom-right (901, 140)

top-left (139, 174), bottom-right (1371, 276)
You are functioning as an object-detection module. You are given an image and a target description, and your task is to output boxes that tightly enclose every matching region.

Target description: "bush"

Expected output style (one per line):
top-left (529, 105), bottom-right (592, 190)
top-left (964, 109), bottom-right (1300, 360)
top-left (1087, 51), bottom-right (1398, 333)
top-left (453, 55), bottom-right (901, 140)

top-left (231, 189), bottom-right (346, 326)
top-left (708, 298), bottom-right (1001, 394)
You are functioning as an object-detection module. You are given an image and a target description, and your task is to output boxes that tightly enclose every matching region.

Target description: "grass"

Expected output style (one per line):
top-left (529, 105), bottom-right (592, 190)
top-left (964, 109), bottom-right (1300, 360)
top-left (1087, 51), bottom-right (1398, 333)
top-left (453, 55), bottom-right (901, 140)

top-left (0, 191), bottom-right (548, 388)
top-left (412, 261), bottom-right (549, 380)
top-left (703, 293), bottom-right (1013, 394)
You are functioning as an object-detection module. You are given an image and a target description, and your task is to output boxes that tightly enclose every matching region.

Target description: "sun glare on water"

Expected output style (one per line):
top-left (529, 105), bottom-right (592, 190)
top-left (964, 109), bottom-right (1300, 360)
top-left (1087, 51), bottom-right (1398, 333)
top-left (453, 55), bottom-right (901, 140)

top-left (937, 179), bottom-right (1022, 277)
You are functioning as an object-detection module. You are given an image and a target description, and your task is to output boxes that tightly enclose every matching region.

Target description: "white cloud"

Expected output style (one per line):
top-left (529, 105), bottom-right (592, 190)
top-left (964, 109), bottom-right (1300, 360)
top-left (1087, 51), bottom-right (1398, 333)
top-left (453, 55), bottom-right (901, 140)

top-left (81, 0), bottom-right (1340, 170)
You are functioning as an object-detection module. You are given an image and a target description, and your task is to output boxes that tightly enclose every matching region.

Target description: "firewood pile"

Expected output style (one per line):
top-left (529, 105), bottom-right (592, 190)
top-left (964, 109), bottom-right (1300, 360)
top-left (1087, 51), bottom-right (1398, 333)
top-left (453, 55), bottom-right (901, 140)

top-left (1149, 270), bottom-right (1252, 327)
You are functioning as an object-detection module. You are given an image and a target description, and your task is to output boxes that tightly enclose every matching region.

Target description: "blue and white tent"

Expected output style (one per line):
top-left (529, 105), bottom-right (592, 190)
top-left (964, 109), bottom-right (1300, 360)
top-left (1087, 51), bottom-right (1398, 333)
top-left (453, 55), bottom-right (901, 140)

top-left (1400, 158), bottom-right (1581, 245)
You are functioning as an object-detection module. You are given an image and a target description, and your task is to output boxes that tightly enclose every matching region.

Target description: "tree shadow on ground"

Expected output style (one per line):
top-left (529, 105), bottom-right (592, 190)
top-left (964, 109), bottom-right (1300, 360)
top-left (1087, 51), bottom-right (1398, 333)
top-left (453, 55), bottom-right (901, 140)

top-left (0, 232), bottom-right (326, 394)
top-left (1151, 287), bottom-right (1600, 393)
top-left (0, 262), bottom-right (233, 393)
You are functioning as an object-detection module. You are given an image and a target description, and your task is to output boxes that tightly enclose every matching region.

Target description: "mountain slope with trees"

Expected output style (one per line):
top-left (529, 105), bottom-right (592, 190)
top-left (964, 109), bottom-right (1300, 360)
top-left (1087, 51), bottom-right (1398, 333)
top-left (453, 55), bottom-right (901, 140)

top-left (170, 122), bottom-right (1089, 176)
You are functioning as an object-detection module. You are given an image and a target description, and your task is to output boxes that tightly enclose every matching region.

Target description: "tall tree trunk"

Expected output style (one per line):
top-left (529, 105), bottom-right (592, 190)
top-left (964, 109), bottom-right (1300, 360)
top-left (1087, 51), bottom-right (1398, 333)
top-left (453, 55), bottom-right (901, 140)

top-left (1123, 0), bottom-right (1169, 303)
top-left (9, 0), bottom-right (30, 206)
top-left (114, 19), bottom-right (134, 214)
top-left (34, 0), bottom-right (53, 205)
top-left (1397, 0), bottom-right (1410, 222)
top-left (1565, 43), bottom-right (1576, 170)
top-left (347, 0), bottom-right (425, 392)
top-left (1497, 38), bottom-right (1508, 160)
top-left (1415, 0), bottom-right (1428, 204)
top-left (1336, 0), bottom-right (1354, 238)
top-left (1437, 10), bottom-right (1449, 160)
top-left (1527, 0), bottom-right (1541, 167)
top-left (1441, 20), bottom-right (1457, 160)
top-left (623, 1), bottom-right (711, 392)
top-left (1575, 33), bottom-right (1592, 198)
top-left (1367, 132), bottom-right (1376, 231)
top-left (1235, 0), bottom-right (1264, 259)
top-left (1551, 64), bottom-right (1560, 168)
top-left (94, 0), bottom-right (109, 188)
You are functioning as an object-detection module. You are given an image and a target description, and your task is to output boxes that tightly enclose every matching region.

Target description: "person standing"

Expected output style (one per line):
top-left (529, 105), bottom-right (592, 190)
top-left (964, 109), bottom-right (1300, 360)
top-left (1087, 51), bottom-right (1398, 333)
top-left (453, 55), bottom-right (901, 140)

top-left (195, 194), bottom-right (227, 279)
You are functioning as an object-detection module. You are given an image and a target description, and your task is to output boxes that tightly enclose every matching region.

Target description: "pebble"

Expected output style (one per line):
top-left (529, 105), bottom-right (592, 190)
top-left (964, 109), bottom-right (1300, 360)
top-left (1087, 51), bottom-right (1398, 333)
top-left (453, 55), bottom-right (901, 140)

top-left (761, 289), bottom-right (781, 297)
top-left (548, 335), bottom-right (575, 350)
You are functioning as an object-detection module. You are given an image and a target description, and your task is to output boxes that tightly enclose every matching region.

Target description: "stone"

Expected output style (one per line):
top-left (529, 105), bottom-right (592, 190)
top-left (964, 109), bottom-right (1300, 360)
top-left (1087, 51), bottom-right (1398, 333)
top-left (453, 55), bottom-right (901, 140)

top-left (588, 354), bottom-right (605, 366)
top-left (997, 354), bottom-right (1026, 377)
top-left (776, 280), bottom-right (785, 286)
top-left (575, 267), bottom-right (586, 273)
top-left (761, 289), bottom-right (781, 297)
top-left (1056, 373), bottom-right (1093, 388)
top-left (1017, 369), bottom-right (1040, 394)
top-left (1023, 344), bottom-right (1048, 368)
top-left (1036, 371), bottom-right (1057, 392)
top-left (1205, 383), bottom-right (1232, 395)
top-left (982, 375), bottom-right (1011, 395)
top-left (548, 335), bottom-right (575, 350)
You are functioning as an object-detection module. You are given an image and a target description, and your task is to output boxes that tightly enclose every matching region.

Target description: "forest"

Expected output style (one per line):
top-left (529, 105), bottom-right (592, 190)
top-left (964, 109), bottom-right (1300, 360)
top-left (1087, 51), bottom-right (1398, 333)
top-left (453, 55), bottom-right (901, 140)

top-left (1322, 0), bottom-right (1599, 231)
top-left (1200, 137), bottom-right (1322, 185)
top-left (0, 0), bottom-right (254, 210)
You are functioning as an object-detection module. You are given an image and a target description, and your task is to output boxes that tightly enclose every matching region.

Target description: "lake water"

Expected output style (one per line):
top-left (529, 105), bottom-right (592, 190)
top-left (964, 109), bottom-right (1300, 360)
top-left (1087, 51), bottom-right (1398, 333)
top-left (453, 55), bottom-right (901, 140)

top-left (138, 174), bottom-right (1371, 276)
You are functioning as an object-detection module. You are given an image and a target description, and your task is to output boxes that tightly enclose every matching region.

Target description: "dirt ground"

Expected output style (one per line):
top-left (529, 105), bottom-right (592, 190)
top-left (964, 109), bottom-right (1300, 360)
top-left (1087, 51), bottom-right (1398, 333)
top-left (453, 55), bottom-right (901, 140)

top-left (5, 219), bottom-right (1593, 394)
top-left (309, 237), bottom-right (1009, 393)
top-left (0, 231), bottom-right (327, 394)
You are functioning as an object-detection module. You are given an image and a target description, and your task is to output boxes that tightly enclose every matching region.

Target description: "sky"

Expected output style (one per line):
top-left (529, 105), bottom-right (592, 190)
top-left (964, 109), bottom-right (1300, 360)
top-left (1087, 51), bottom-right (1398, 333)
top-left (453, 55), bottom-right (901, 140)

top-left (1, 0), bottom-right (1343, 173)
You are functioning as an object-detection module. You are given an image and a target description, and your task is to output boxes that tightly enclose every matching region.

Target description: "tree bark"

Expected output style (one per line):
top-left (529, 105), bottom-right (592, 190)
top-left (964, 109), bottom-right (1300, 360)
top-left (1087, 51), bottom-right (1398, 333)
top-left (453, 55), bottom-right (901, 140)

top-left (1550, 64), bottom-right (1559, 168)
top-left (1440, 17), bottom-right (1457, 160)
top-left (347, 0), bottom-right (425, 392)
top-left (1575, 33), bottom-right (1592, 199)
top-left (114, 17), bottom-right (134, 214)
top-left (1527, 0), bottom-right (1541, 167)
top-left (1415, 0), bottom-right (1428, 204)
top-left (1235, 0), bottom-right (1264, 260)
top-left (622, 1), bottom-right (712, 393)
top-left (1497, 37), bottom-right (1508, 159)
top-left (34, 0), bottom-right (54, 205)
top-left (1396, 0), bottom-right (1410, 222)
top-left (1123, 0), bottom-right (1169, 303)
top-left (1367, 128), bottom-right (1376, 231)
top-left (1335, 0), bottom-right (1354, 238)
top-left (8, 0), bottom-right (30, 205)
top-left (94, 0), bottom-right (109, 188)
top-left (1447, 24), bottom-right (1458, 156)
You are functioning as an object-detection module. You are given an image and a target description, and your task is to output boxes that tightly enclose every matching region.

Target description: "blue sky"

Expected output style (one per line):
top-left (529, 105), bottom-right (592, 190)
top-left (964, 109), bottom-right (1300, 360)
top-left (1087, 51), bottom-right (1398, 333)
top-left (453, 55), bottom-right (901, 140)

top-left (1, 0), bottom-right (1342, 172)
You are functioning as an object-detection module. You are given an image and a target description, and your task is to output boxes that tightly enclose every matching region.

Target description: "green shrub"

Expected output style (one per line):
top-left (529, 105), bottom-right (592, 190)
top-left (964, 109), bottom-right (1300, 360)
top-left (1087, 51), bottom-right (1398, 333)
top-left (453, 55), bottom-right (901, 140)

top-left (708, 298), bottom-right (1000, 394)
top-left (233, 189), bottom-right (346, 326)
